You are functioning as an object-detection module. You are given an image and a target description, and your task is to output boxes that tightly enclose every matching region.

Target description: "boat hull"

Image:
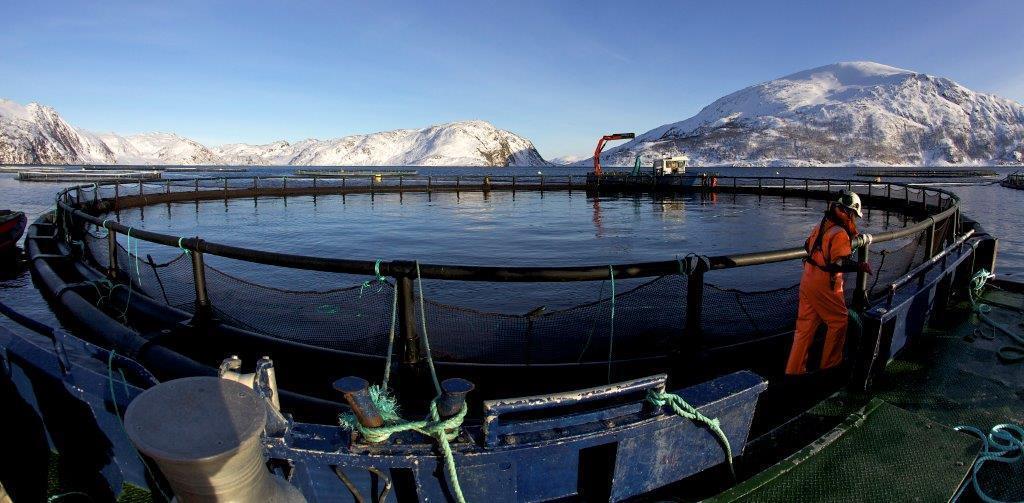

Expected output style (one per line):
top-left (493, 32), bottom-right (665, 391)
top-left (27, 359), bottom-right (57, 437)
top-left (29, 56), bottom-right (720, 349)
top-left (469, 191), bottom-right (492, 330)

top-left (0, 211), bottom-right (27, 255)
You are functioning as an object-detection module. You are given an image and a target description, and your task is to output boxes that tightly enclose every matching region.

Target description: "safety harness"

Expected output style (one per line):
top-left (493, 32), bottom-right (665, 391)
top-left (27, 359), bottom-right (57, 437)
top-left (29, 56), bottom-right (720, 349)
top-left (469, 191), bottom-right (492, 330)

top-left (804, 211), bottom-right (848, 274)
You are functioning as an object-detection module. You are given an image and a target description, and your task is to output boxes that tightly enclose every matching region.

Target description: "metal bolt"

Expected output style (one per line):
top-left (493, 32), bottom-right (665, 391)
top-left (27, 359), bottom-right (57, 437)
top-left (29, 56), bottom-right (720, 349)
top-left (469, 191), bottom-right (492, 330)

top-left (333, 376), bottom-right (384, 428)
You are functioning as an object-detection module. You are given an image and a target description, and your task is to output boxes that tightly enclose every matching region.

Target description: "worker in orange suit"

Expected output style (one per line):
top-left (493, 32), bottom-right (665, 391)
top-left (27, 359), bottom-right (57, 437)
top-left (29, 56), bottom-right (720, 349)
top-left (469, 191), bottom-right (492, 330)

top-left (785, 190), bottom-right (873, 375)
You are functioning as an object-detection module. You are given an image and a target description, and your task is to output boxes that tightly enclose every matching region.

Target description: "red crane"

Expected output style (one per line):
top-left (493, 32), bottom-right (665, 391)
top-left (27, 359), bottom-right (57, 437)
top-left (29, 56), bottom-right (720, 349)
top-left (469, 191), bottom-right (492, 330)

top-left (592, 133), bottom-right (635, 176)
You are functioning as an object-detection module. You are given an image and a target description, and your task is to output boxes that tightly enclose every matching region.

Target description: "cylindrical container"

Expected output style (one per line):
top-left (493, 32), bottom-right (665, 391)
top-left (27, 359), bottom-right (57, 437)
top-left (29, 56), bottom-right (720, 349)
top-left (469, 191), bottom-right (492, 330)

top-left (124, 376), bottom-right (305, 502)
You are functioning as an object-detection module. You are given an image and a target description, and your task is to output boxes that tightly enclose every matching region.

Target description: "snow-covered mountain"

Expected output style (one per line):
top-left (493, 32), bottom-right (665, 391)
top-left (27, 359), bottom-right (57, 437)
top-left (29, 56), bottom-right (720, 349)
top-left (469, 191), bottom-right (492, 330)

top-left (0, 100), bottom-right (116, 164)
top-left (598, 61), bottom-right (1024, 166)
top-left (548, 154), bottom-right (590, 166)
top-left (0, 99), bottom-right (548, 166)
top-left (213, 121), bottom-right (547, 167)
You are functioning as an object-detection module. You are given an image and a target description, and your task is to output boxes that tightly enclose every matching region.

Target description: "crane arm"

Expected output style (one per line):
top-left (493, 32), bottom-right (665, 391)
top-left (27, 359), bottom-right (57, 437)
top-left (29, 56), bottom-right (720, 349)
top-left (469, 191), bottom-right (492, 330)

top-left (592, 133), bottom-right (635, 176)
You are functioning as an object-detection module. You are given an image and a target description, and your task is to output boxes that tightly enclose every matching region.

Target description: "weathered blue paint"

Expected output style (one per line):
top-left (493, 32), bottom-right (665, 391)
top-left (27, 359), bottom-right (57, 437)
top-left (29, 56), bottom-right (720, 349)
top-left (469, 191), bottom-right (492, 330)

top-left (856, 235), bottom-right (985, 390)
top-left (0, 323), bottom-right (156, 500)
top-left (263, 371), bottom-right (766, 502)
top-left (1, 311), bottom-right (767, 502)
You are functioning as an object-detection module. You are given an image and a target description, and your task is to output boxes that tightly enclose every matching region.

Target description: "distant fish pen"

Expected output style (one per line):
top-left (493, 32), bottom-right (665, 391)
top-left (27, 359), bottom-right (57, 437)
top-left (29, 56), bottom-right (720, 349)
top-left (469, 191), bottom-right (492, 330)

top-left (16, 169), bottom-right (162, 182)
top-left (292, 168), bottom-right (419, 177)
top-left (1002, 171), bottom-right (1024, 189)
top-left (855, 168), bottom-right (997, 178)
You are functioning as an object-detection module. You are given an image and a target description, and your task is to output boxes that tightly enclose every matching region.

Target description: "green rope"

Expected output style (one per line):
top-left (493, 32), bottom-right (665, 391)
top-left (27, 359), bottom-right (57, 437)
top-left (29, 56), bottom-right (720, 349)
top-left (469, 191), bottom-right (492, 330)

top-left (360, 259), bottom-right (387, 298)
top-left (177, 237), bottom-right (191, 256)
top-left (969, 269), bottom-right (1024, 364)
top-left (338, 260), bottom-right (467, 502)
top-left (953, 423), bottom-right (1024, 503)
top-left (607, 265), bottom-right (616, 384)
top-left (107, 351), bottom-right (173, 502)
top-left (646, 389), bottom-right (735, 479)
top-left (382, 279), bottom-right (399, 388)
top-left (415, 260), bottom-right (442, 395)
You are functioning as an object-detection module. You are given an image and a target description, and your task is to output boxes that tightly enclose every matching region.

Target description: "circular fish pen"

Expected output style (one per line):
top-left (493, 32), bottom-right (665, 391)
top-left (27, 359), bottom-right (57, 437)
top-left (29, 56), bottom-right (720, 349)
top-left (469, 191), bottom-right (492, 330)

top-left (34, 175), bottom-right (967, 418)
top-left (855, 168), bottom-right (997, 179)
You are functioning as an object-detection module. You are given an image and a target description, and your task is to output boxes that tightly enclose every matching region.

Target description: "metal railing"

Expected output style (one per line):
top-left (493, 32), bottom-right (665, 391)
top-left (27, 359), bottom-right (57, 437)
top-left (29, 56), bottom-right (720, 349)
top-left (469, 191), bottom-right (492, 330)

top-left (53, 175), bottom-right (964, 360)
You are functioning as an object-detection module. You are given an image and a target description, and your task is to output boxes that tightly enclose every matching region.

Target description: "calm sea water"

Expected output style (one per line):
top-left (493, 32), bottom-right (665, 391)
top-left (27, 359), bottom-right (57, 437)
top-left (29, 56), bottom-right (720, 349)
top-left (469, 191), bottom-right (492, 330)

top-left (1, 166), bottom-right (1020, 330)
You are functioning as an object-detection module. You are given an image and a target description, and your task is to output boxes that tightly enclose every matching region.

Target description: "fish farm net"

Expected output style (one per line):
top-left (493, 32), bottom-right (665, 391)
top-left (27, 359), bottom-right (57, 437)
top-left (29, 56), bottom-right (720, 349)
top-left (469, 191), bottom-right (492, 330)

top-left (78, 210), bottom-right (950, 366)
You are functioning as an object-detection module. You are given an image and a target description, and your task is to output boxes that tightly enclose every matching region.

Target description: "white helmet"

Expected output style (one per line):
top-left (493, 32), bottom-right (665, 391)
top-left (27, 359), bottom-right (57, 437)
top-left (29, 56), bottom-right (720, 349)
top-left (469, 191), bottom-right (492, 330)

top-left (836, 190), bottom-right (863, 218)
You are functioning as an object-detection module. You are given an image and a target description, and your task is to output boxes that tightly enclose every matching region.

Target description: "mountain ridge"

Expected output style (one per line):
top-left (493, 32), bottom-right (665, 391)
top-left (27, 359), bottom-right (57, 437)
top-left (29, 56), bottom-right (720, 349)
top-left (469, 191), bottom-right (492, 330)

top-left (0, 100), bottom-right (548, 167)
top-left (594, 61), bottom-right (1024, 167)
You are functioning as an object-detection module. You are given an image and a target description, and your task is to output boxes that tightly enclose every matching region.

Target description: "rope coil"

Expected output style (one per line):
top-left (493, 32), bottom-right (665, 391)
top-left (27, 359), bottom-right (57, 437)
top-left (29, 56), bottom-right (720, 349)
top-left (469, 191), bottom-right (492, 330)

top-left (953, 423), bottom-right (1024, 503)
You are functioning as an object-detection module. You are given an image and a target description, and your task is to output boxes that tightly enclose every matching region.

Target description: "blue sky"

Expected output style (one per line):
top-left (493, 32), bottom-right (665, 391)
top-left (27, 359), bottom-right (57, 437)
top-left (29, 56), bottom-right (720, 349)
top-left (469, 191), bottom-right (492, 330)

top-left (2, 0), bottom-right (1022, 158)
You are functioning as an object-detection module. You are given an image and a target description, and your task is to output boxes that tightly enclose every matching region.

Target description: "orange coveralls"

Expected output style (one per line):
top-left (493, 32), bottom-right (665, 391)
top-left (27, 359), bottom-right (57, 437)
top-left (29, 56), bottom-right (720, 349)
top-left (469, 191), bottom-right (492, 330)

top-left (785, 220), bottom-right (853, 375)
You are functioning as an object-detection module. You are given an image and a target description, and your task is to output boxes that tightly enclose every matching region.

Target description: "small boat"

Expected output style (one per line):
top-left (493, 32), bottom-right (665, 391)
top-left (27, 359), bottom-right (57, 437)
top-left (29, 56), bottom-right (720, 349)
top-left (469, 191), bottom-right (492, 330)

top-left (0, 210), bottom-right (27, 257)
top-left (292, 169), bottom-right (418, 178)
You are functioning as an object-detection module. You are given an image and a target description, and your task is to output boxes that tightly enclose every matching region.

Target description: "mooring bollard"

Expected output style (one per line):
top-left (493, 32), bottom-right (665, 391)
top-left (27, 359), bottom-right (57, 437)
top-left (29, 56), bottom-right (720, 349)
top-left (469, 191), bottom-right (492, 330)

top-left (124, 377), bottom-right (305, 502)
top-left (437, 378), bottom-right (474, 419)
top-left (333, 376), bottom-right (384, 429)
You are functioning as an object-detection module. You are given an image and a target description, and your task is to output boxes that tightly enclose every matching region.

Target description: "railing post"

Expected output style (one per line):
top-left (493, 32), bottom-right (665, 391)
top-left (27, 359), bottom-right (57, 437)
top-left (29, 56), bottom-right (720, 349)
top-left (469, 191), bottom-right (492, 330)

top-left (926, 220), bottom-right (936, 258)
top-left (394, 266), bottom-right (419, 365)
top-left (114, 183), bottom-right (120, 207)
top-left (139, 180), bottom-right (144, 197)
top-left (684, 256), bottom-right (707, 348)
top-left (194, 178), bottom-right (199, 194)
top-left (190, 244), bottom-right (211, 316)
top-left (107, 228), bottom-right (118, 278)
top-left (511, 176), bottom-right (516, 193)
top-left (853, 237), bottom-right (871, 310)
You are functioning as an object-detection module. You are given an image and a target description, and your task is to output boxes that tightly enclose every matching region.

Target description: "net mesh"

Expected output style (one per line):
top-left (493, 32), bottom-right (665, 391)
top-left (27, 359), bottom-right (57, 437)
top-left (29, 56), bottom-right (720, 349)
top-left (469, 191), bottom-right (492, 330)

top-left (70, 184), bottom-right (954, 366)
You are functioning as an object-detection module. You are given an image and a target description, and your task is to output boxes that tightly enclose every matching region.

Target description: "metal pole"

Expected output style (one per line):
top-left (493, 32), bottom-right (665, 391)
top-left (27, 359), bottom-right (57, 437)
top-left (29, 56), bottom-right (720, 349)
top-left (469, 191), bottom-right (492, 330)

top-left (191, 247), bottom-right (211, 314)
top-left (107, 229), bottom-right (118, 278)
top-left (853, 240), bottom-right (870, 310)
top-left (114, 183), bottom-right (120, 207)
top-left (396, 274), bottom-right (418, 364)
top-left (139, 180), bottom-right (144, 197)
top-left (926, 221), bottom-right (936, 258)
top-left (684, 257), bottom-right (706, 348)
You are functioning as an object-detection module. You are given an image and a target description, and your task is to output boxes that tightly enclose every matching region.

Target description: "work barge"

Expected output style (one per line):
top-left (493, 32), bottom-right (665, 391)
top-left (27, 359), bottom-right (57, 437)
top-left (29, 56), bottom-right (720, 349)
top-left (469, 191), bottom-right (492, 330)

top-left (2, 172), bottom-right (1022, 502)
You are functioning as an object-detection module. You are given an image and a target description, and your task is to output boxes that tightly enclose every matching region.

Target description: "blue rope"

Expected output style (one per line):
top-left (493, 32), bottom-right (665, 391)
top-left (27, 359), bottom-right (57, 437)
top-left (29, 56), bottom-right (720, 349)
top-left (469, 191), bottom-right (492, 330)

top-left (953, 423), bottom-right (1024, 503)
